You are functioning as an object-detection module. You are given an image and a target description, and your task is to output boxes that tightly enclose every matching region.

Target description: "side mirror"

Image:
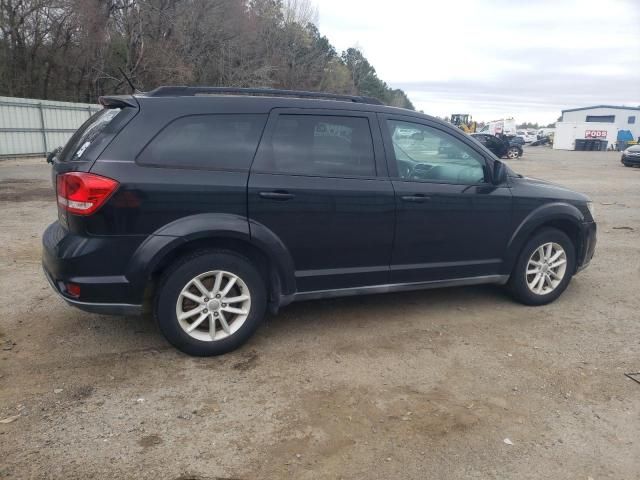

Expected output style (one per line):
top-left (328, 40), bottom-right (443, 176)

top-left (492, 160), bottom-right (507, 185)
top-left (46, 146), bottom-right (62, 164)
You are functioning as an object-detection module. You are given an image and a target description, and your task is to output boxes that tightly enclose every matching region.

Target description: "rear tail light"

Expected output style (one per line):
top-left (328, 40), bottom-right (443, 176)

top-left (64, 282), bottom-right (81, 298)
top-left (56, 172), bottom-right (118, 215)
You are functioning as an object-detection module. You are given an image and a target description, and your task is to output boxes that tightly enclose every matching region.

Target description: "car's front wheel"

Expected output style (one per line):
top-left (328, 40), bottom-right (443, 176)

top-left (155, 250), bottom-right (267, 356)
top-left (508, 228), bottom-right (576, 305)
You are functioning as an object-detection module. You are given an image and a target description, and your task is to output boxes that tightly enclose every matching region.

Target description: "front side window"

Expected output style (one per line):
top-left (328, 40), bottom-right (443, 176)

top-left (259, 115), bottom-right (376, 177)
top-left (387, 120), bottom-right (486, 184)
top-left (138, 114), bottom-right (267, 171)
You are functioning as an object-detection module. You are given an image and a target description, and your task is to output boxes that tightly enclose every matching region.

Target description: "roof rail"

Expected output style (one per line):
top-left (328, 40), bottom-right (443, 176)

top-left (144, 86), bottom-right (384, 105)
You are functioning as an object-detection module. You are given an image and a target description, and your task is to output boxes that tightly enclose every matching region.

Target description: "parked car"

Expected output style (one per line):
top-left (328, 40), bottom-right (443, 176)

top-left (471, 133), bottom-right (523, 159)
top-left (537, 128), bottom-right (555, 139)
top-left (43, 87), bottom-right (597, 356)
top-left (621, 145), bottom-right (640, 167)
top-left (531, 135), bottom-right (552, 147)
top-left (516, 130), bottom-right (537, 143)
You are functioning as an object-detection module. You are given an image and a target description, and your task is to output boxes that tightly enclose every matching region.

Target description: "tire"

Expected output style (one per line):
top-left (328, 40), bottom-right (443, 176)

top-left (507, 147), bottom-right (520, 159)
top-left (154, 250), bottom-right (267, 356)
top-left (507, 228), bottom-right (576, 306)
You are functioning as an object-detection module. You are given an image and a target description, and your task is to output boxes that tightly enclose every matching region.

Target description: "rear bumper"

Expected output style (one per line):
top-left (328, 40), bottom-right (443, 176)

top-left (42, 221), bottom-right (144, 315)
top-left (576, 221), bottom-right (596, 273)
top-left (43, 266), bottom-right (142, 315)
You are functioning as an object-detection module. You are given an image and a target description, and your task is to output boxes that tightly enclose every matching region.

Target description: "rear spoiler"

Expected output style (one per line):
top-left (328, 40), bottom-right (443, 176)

top-left (98, 95), bottom-right (138, 108)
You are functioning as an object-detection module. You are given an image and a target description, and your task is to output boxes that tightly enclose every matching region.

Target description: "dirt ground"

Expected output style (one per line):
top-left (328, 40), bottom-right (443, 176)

top-left (0, 148), bottom-right (639, 479)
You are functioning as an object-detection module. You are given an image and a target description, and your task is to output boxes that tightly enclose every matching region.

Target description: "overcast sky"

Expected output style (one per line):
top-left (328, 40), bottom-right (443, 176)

top-left (317, 0), bottom-right (640, 125)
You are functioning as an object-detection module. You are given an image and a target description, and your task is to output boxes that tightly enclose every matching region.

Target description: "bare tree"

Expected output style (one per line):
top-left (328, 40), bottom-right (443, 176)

top-left (282, 0), bottom-right (317, 26)
top-left (0, 0), bottom-right (412, 107)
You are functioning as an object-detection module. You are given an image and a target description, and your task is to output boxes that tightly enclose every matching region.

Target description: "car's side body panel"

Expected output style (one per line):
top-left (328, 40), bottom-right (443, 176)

top-left (89, 161), bottom-right (250, 236)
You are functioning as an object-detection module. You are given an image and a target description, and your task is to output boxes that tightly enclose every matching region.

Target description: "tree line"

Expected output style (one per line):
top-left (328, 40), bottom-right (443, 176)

top-left (0, 0), bottom-right (414, 108)
top-left (517, 122), bottom-right (556, 129)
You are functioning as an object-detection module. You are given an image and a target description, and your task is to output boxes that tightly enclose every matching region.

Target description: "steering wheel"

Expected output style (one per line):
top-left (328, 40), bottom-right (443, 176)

top-left (397, 160), bottom-right (414, 178)
top-left (409, 163), bottom-right (435, 180)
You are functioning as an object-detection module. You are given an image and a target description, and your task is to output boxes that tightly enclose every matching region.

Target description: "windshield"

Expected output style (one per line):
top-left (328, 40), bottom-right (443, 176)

top-left (59, 108), bottom-right (121, 161)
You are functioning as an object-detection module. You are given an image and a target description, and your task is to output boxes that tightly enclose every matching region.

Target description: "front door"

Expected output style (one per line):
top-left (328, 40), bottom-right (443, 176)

top-left (380, 115), bottom-right (513, 283)
top-left (248, 109), bottom-right (395, 292)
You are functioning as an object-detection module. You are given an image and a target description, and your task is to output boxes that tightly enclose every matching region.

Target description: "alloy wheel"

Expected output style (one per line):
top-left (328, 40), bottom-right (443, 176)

top-left (175, 270), bottom-right (251, 342)
top-left (525, 242), bottom-right (567, 295)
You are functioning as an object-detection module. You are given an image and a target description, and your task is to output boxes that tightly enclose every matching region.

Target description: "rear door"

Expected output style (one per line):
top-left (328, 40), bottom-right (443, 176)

top-left (248, 108), bottom-right (394, 292)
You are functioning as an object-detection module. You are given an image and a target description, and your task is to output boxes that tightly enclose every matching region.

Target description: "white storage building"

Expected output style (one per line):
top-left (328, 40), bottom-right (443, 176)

top-left (553, 105), bottom-right (640, 151)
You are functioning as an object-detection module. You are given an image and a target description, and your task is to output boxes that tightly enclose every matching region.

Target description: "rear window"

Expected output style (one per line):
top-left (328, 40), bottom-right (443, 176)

top-left (60, 108), bottom-right (122, 161)
top-left (137, 114), bottom-right (267, 171)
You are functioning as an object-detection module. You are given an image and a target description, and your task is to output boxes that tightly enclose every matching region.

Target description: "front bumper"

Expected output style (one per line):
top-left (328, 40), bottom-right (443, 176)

top-left (42, 221), bottom-right (144, 316)
top-left (576, 221), bottom-right (597, 273)
top-left (622, 154), bottom-right (640, 165)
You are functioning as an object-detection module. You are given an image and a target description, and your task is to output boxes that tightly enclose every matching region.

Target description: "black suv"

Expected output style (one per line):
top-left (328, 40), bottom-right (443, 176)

top-left (471, 133), bottom-right (523, 159)
top-left (43, 87), bottom-right (597, 356)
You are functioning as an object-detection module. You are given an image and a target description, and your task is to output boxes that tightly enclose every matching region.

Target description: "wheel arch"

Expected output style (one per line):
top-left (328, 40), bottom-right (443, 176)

top-left (505, 203), bottom-right (585, 274)
top-left (125, 214), bottom-right (296, 310)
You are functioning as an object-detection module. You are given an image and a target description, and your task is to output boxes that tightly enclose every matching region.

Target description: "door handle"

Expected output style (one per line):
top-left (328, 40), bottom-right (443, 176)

top-left (259, 191), bottom-right (295, 201)
top-left (400, 194), bottom-right (430, 203)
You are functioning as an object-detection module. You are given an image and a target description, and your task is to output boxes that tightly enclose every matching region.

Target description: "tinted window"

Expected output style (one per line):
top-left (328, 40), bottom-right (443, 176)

top-left (138, 114), bottom-right (267, 170)
top-left (259, 115), bottom-right (375, 177)
top-left (388, 120), bottom-right (486, 184)
top-left (61, 108), bottom-right (121, 162)
top-left (629, 116), bottom-right (636, 124)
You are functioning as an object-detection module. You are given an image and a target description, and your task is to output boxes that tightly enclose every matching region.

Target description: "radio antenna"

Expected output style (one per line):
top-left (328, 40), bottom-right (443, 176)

top-left (118, 67), bottom-right (141, 94)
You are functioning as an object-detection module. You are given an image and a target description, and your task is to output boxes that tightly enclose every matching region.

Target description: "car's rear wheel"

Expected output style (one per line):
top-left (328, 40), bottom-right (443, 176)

top-left (155, 250), bottom-right (267, 356)
top-left (508, 228), bottom-right (575, 305)
top-left (507, 147), bottom-right (520, 159)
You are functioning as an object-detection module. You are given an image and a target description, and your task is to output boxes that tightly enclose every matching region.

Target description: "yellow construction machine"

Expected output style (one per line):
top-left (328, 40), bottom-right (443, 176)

top-left (450, 114), bottom-right (477, 133)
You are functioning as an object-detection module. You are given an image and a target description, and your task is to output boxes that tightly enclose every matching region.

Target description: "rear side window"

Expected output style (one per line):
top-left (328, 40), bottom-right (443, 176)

top-left (256, 115), bottom-right (375, 177)
top-left (138, 114), bottom-right (267, 171)
top-left (61, 108), bottom-right (121, 161)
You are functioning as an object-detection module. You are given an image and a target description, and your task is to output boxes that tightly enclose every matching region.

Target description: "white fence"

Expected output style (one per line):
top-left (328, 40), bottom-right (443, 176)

top-left (0, 96), bottom-right (101, 157)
